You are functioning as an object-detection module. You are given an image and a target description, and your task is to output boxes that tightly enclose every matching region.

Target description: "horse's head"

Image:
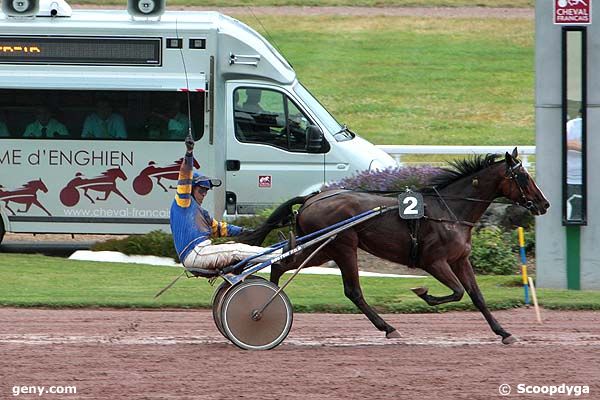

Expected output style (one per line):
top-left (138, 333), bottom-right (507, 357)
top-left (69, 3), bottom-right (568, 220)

top-left (500, 148), bottom-right (549, 215)
top-left (106, 167), bottom-right (128, 181)
top-left (28, 179), bottom-right (48, 193)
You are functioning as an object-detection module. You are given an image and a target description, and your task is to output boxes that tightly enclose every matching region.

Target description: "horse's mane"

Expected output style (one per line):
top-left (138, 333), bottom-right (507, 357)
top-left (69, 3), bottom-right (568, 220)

top-left (101, 168), bottom-right (120, 177)
top-left (427, 153), bottom-right (502, 189)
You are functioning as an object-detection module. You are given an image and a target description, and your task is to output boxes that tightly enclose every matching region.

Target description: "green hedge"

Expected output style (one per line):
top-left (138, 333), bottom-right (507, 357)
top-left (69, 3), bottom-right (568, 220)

top-left (92, 230), bottom-right (179, 261)
top-left (470, 227), bottom-right (517, 275)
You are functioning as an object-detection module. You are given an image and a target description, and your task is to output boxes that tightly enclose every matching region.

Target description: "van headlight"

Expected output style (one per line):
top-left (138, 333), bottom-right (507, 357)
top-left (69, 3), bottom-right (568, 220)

top-left (369, 159), bottom-right (386, 172)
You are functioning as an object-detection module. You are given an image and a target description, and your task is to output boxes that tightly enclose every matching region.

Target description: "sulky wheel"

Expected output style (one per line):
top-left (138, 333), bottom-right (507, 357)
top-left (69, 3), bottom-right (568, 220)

top-left (211, 280), bottom-right (231, 337)
top-left (212, 276), bottom-right (266, 340)
top-left (220, 277), bottom-right (293, 350)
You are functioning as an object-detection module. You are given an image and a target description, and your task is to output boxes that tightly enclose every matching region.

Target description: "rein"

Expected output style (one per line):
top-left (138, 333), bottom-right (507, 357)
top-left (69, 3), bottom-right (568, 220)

top-left (323, 157), bottom-right (536, 226)
top-left (349, 189), bottom-right (506, 205)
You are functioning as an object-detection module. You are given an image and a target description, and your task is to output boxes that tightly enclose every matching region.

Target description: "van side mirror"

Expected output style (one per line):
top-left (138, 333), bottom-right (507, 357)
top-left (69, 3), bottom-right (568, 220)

top-left (306, 125), bottom-right (326, 153)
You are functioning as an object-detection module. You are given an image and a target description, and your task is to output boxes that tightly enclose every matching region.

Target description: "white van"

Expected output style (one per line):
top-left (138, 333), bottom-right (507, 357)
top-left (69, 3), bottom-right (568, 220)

top-left (0, 1), bottom-right (396, 243)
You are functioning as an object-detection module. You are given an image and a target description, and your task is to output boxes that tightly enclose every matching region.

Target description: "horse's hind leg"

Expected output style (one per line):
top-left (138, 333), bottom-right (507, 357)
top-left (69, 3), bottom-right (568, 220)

top-left (269, 250), bottom-right (329, 285)
top-left (269, 263), bottom-right (290, 285)
top-left (413, 260), bottom-right (464, 306)
top-left (4, 202), bottom-right (16, 215)
top-left (451, 258), bottom-right (515, 344)
top-left (156, 178), bottom-right (169, 192)
top-left (83, 189), bottom-right (96, 204)
top-left (332, 241), bottom-right (400, 338)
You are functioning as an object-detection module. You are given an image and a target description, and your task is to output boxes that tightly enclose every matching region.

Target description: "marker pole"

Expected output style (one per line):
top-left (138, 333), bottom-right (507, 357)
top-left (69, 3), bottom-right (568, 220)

top-left (518, 227), bottom-right (530, 306)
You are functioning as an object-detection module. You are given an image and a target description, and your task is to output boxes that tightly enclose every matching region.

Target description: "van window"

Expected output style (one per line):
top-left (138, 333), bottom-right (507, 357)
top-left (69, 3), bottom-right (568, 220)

top-left (0, 89), bottom-right (204, 141)
top-left (233, 87), bottom-right (318, 152)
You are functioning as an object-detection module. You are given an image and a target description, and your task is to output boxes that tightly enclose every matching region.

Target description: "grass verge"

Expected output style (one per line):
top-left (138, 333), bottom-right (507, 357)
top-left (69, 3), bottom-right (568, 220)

top-left (1, 254), bottom-right (599, 312)
top-left (224, 16), bottom-right (535, 145)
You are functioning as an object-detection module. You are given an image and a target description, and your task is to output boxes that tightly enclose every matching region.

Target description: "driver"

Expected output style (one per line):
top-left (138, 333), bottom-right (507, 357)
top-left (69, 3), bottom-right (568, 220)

top-left (170, 133), bottom-right (282, 271)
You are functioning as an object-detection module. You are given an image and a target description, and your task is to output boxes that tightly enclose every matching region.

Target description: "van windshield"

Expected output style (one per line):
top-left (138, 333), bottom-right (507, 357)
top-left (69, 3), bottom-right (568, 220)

top-left (294, 83), bottom-right (346, 139)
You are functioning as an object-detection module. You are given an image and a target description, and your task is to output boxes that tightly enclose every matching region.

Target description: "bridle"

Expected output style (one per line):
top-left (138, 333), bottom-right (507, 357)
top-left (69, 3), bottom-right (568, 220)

top-left (505, 160), bottom-right (537, 213)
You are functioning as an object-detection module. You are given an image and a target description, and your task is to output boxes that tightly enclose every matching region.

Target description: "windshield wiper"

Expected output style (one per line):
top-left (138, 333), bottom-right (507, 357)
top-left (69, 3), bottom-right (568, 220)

top-left (333, 124), bottom-right (355, 141)
top-left (333, 124), bottom-right (349, 137)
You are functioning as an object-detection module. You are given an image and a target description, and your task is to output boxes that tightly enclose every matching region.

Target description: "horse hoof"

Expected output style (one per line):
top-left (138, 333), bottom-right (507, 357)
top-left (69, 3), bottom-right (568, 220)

top-left (411, 287), bottom-right (428, 296)
top-left (386, 330), bottom-right (401, 339)
top-left (502, 335), bottom-right (517, 345)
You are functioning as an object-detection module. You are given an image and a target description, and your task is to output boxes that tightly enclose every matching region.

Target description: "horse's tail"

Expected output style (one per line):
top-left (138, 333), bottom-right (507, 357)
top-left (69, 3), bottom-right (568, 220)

top-left (236, 194), bottom-right (313, 246)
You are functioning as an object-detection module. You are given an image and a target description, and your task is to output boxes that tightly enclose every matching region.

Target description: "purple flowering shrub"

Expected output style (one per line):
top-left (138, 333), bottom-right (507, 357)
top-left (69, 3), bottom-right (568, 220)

top-left (324, 166), bottom-right (443, 191)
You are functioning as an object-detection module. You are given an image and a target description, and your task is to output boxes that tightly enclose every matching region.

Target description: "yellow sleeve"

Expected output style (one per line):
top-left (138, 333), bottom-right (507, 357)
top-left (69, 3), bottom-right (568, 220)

top-left (175, 153), bottom-right (194, 208)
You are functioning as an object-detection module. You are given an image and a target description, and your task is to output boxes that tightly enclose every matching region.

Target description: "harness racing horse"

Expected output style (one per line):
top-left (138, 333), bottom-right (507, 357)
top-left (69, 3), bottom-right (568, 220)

top-left (241, 149), bottom-right (549, 344)
top-left (60, 167), bottom-right (131, 207)
top-left (0, 179), bottom-right (52, 216)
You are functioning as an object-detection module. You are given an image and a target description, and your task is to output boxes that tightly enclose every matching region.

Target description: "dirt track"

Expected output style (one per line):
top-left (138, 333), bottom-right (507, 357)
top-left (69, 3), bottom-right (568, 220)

top-left (0, 307), bottom-right (598, 399)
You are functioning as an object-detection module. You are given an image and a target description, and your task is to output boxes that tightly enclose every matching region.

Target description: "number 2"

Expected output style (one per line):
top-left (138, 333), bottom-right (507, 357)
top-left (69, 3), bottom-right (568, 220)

top-left (403, 196), bottom-right (418, 215)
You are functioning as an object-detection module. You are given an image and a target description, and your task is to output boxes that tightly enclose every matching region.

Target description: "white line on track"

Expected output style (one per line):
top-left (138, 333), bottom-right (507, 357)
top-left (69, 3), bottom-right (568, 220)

top-left (2, 334), bottom-right (599, 347)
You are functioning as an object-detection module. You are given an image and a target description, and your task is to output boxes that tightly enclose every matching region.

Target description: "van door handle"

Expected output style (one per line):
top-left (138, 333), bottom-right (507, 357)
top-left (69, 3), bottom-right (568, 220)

top-left (226, 160), bottom-right (240, 171)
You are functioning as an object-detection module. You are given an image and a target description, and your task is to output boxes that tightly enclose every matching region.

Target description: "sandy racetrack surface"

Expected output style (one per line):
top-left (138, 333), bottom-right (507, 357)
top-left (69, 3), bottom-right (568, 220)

top-left (0, 308), bottom-right (598, 399)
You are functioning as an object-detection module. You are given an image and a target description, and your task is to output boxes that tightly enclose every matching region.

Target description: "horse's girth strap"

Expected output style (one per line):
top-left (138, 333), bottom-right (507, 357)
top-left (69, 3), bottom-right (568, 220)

top-left (407, 218), bottom-right (420, 268)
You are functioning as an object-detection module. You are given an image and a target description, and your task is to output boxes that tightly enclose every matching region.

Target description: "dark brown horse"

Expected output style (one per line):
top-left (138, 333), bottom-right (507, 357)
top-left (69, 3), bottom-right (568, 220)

top-left (242, 149), bottom-right (549, 344)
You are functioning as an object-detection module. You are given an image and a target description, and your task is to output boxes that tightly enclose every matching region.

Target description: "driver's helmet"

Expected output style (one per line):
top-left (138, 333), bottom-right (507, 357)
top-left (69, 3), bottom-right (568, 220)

top-left (192, 172), bottom-right (222, 190)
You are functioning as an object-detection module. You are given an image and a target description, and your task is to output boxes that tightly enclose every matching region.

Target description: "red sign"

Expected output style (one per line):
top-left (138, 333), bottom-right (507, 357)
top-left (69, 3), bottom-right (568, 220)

top-left (258, 175), bottom-right (272, 188)
top-left (554, 0), bottom-right (592, 25)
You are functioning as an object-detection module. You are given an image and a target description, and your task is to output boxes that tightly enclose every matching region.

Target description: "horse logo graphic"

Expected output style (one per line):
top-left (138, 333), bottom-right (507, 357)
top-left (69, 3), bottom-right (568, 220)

top-left (0, 179), bottom-right (52, 216)
top-left (258, 175), bottom-right (272, 188)
top-left (133, 158), bottom-right (200, 196)
top-left (558, 0), bottom-right (588, 6)
top-left (60, 167), bottom-right (130, 207)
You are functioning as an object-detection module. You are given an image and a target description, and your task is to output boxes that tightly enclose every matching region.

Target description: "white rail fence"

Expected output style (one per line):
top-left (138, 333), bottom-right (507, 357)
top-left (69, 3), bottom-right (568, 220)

top-left (377, 145), bottom-right (536, 170)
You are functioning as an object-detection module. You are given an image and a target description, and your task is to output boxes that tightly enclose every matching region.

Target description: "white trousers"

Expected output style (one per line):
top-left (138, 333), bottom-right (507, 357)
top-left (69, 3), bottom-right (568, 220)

top-left (183, 240), bottom-right (281, 271)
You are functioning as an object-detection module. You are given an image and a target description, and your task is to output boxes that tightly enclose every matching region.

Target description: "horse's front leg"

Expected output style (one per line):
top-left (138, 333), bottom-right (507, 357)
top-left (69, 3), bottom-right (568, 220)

top-left (451, 257), bottom-right (516, 345)
top-left (32, 200), bottom-right (52, 216)
top-left (111, 188), bottom-right (131, 204)
top-left (412, 259), bottom-right (464, 306)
